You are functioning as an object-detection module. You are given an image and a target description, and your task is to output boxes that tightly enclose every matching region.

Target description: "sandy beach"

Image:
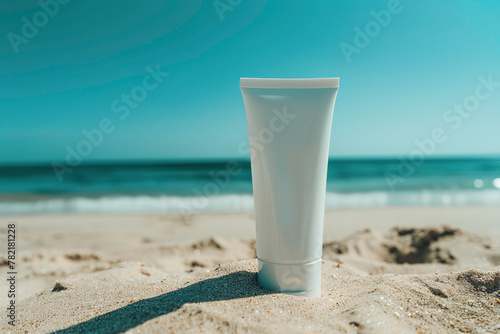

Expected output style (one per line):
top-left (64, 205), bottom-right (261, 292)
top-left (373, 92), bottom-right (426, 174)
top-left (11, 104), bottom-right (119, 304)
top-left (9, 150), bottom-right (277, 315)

top-left (1, 206), bottom-right (500, 333)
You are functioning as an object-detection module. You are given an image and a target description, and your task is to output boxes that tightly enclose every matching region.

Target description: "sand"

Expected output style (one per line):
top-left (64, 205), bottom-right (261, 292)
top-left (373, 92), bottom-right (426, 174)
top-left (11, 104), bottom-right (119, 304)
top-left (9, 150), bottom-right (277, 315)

top-left (1, 207), bottom-right (500, 333)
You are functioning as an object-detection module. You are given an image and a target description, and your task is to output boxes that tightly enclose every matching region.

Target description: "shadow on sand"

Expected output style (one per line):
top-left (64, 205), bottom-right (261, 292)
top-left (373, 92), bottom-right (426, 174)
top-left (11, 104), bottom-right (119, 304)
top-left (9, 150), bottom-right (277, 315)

top-left (54, 271), bottom-right (273, 333)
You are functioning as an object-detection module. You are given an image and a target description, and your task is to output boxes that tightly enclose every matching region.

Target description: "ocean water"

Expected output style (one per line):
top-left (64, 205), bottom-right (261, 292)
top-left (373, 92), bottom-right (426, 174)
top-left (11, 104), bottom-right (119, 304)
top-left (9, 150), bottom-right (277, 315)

top-left (0, 158), bottom-right (499, 215)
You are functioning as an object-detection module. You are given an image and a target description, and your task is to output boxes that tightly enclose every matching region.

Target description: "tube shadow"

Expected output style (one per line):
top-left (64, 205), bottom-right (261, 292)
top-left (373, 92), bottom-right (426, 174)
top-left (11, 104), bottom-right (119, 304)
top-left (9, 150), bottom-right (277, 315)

top-left (54, 271), bottom-right (273, 334)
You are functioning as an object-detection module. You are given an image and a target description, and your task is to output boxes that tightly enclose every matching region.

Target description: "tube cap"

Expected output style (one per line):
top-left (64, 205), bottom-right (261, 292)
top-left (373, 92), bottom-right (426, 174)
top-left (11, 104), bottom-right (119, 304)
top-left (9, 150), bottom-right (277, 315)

top-left (257, 258), bottom-right (321, 298)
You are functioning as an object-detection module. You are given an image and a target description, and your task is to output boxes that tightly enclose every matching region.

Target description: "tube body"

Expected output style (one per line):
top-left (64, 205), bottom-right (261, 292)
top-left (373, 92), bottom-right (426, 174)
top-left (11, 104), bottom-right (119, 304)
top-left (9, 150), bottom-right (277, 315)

top-left (240, 78), bottom-right (339, 297)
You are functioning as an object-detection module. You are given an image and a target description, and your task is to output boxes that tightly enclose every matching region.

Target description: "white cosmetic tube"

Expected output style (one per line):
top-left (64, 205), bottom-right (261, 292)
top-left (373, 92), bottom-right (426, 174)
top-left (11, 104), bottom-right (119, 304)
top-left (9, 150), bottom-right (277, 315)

top-left (240, 78), bottom-right (340, 298)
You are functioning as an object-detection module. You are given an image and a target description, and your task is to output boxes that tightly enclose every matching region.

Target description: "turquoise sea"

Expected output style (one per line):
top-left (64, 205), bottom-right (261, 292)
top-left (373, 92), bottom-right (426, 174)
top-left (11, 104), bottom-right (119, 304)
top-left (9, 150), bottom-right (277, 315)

top-left (0, 158), bottom-right (499, 215)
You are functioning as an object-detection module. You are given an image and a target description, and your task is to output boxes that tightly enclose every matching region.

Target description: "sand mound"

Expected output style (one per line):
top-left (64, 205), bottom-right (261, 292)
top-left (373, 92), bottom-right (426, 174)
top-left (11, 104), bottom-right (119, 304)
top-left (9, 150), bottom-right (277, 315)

top-left (8, 260), bottom-right (500, 333)
top-left (323, 226), bottom-right (500, 274)
top-left (0, 237), bottom-right (256, 302)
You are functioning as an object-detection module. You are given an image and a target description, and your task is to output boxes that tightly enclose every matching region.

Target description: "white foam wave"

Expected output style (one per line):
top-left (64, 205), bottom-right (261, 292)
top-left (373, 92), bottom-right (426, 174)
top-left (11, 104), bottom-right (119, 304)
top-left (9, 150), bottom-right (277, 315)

top-left (0, 190), bottom-right (499, 216)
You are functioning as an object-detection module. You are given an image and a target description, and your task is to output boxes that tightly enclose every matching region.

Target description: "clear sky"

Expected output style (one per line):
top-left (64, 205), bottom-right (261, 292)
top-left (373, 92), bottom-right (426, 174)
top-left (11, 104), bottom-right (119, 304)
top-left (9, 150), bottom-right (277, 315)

top-left (1, 0), bottom-right (499, 164)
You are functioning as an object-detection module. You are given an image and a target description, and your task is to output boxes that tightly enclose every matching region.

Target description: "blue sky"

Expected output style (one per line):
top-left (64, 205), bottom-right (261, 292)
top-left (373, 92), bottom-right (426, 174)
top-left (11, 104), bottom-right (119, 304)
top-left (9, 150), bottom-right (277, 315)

top-left (1, 0), bottom-right (499, 164)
